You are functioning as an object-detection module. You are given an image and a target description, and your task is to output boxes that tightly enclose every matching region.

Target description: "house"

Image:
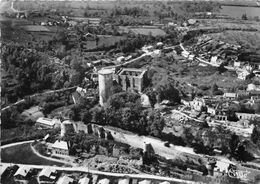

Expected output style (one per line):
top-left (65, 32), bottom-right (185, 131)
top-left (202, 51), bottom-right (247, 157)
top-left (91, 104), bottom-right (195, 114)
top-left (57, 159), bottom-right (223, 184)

top-left (235, 113), bottom-right (260, 121)
top-left (38, 167), bottom-right (57, 182)
top-left (0, 165), bottom-right (8, 177)
top-left (78, 176), bottom-right (90, 184)
top-left (52, 140), bottom-right (69, 156)
top-left (160, 182), bottom-right (170, 184)
top-left (237, 70), bottom-right (250, 80)
top-left (234, 61), bottom-right (241, 68)
top-left (141, 94), bottom-right (151, 108)
top-left (97, 178), bottom-right (110, 184)
top-left (57, 175), bottom-right (73, 184)
top-left (92, 175), bottom-right (98, 184)
top-left (14, 166), bottom-right (31, 180)
top-left (138, 180), bottom-right (151, 184)
top-left (207, 107), bottom-right (216, 116)
top-left (223, 93), bottom-right (238, 100)
top-left (118, 178), bottom-right (130, 184)
top-left (190, 97), bottom-right (206, 111)
top-left (36, 117), bottom-right (60, 129)
top-left (215, 110), bottom-right (228, 121)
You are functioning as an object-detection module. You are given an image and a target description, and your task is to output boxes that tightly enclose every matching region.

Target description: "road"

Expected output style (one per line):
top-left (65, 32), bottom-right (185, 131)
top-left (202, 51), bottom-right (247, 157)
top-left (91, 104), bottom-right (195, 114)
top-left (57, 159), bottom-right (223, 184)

top-left (179, 43), bottom-right (246, 73)
top-left (1, 86), bottom-right (77, 112)
top-left (0, 162), bottom-right (201, 184)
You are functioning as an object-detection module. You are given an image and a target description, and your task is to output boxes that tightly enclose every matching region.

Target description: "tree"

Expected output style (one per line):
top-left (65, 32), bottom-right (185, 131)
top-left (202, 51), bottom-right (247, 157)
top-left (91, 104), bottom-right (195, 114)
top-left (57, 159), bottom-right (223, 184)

top-left (242, 13), bottom-right (248, 20)
top-left (229, 133), bottom-right (239, 157)
top-left (251, 126), bottom-right (259, 144)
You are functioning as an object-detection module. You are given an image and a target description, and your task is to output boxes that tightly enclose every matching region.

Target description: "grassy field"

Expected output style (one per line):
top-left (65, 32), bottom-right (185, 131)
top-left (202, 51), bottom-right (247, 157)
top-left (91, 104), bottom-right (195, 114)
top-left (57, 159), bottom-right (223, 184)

top-left (1, 143), bottom-right (64, 166)
top-left (208, 31), bottom-right (260, 53)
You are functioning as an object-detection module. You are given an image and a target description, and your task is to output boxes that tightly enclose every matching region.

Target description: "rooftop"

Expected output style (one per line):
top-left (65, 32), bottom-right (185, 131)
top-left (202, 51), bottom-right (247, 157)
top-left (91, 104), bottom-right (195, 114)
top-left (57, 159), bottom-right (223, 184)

top-left (57, 175), bottom-right (73, 184)
top-left (36, 117), bottom-right (56, 127)
top-left (97, 178), bottom-right (110, 184)
top-left (118, 178), bottom-right (130, 184)
top-left (78, 176), bottom-right (90, 184)
top-left (39, 167), bottom-right (56, 178)
top-left (14, 166), bottom-right (30, 177)
top-left (52, 140), bottom-right (68, 150)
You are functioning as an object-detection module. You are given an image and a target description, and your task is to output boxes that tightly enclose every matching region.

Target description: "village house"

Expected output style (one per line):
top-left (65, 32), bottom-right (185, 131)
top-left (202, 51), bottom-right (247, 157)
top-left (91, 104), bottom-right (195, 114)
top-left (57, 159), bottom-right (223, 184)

top-left (78, 176), bottom-right (90, 184)
top-left (118, 178), bottom-right (130, 184)
top-left (38, 167), bottom-right (57, 183)
top-left (160, 182), bottom-right (170, 184)
top-left (237, 70), bottom-right (250, 80)
top-left (215, 110), bottom-right (228, 121)
top-left (235, 112), bottom-right (260, 121)
top-left (97, 178), bottom-right (110, 184)
top-left (190, 97), bottom-right (206, 111)
top-left (14, 166), bottom-right (31, 180)
top-left (138, 180), bottom-right (151, 184)
top-left (36, 117), bottom-right (60, 129)
top-left (223, 93), bottom-right (238, 100)
top-left (52, 140), bottom-right (69, 156)
top-left (57, 175), bottom-right (73, 184)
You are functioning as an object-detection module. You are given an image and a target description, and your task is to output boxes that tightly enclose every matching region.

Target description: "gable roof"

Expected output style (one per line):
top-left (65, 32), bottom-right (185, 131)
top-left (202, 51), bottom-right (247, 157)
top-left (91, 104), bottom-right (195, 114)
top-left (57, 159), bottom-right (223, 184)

top-left (97, 178), bottom-right (110, 184)
top-left (39, 167), bottom-right (56, 178)
top-left (57, 175), bottom-right (73, 184)
top-left (138, 180), bottom-right (151, 184)
top-left (14, 166), bottom-right (30, 177)
top-left (78, 176), bottom-right (90, 184)
top-left (118, 179), bottom-right (130, 184)
top-left (36, 117), bottom-right (56, 127)
top-left (160, 182), bottom-right (170, 184)
top-left (52, 140), bottom-right (68, 150)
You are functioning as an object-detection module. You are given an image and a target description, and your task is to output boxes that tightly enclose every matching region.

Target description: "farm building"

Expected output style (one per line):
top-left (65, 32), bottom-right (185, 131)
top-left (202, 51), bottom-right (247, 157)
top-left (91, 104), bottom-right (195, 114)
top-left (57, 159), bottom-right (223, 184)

top-left (36, 117), bottom-right (60, 129)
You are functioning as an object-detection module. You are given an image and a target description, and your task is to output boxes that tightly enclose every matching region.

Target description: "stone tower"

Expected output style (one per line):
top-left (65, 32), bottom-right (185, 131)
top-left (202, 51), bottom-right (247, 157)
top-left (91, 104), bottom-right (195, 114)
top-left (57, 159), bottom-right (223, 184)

top-left (98, 69), bottom-right (113, 106)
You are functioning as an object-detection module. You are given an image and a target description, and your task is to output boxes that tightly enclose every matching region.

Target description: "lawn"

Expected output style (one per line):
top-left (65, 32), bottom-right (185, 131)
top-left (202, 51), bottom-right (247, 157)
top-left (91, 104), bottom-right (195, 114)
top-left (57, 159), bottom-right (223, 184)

top-left (1, 143), bottom-right (64, 166)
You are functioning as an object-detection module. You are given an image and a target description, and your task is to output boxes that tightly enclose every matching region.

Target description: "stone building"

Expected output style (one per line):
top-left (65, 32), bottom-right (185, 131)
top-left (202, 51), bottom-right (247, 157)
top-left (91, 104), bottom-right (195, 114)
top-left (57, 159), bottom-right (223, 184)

top-left (115, 68), bottom-right (147, 93)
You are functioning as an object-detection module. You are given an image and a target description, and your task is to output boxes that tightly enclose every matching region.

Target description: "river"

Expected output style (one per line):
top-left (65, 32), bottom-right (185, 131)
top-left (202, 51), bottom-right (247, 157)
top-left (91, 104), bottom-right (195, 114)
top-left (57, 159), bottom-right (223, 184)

top-left (220, 6), bottom-right (260, 18)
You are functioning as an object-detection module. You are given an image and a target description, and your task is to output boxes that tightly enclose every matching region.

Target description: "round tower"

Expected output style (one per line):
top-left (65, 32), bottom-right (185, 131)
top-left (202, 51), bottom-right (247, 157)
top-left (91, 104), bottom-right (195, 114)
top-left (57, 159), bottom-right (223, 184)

top-left (98, 69), bottom-right (113, 106)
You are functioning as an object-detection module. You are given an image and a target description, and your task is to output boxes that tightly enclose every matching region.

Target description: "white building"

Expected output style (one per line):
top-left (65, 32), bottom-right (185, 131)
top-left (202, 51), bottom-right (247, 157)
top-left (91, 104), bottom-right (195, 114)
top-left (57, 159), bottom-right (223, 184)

top-left (38, 167), bottom-right (57, 182)
top-left (118, 179), bottom-right (130, 184)
top-left (138, 180), bottom-right (151, 184)
top-left (36, 117), bottom-right (60, 129)
top-left (223, 93), bottom-right (238, 100)
top-left (237, 70), bottom-right (250, 80)
top-left (57, 175), bottom-right (73, 184)
top-left (97, 178), bottom-right (110, 184)
top-left (52, 140), bottom-right (69, 156)
top-left (14, 166), bottom-right (31, 180)
top-left (78, 176), bottom-right (90, 184)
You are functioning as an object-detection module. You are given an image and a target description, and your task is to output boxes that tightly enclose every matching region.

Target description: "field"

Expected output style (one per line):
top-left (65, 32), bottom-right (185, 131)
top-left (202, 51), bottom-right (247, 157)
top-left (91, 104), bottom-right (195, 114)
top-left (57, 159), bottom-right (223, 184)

top-left (208, 31), bottom-right (260, 53)
top-left (1, 143), bottom-right (64, 166)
